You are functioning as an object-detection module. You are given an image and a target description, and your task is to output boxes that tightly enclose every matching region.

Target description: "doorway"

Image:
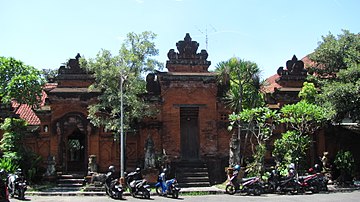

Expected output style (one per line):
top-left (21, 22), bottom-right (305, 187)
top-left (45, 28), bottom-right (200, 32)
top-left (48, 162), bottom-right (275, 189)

top-left (180, 107), bottom-right (199, 161)
top-left (66, 131), bottom-right (86, 172)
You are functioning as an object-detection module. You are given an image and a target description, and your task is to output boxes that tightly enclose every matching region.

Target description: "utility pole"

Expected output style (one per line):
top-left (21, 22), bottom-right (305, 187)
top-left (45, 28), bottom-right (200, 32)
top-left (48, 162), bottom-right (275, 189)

top-left (120, 71), bottom-right (126, 184)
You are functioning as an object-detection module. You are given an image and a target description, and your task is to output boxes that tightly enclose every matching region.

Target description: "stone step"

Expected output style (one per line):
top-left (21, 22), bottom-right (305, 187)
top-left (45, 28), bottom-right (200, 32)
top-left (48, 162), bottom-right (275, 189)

top-left (180, 176), bottom-right (210, 182)
top-left (178, 181), bottom-right (210, 188)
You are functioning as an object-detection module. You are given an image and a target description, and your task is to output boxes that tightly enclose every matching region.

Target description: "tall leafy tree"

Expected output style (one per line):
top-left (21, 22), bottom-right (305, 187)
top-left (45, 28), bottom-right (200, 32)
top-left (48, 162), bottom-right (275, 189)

top-left (308, 30), bottom-right (360, 123)
top-left (308, 29), bottom-right (360, 82)
top-left (273, 89), bottom-right (331, 172)
top-left (216, 57), bottom-right (263, 166)
top-left (0, 56), bottom-right (44, 108)
top-left (229, 107), bottom-right (279, 176)
top-left (317, 64), bottom-right (360, 123)
top-left (81, 31), bottom-right (163, 136)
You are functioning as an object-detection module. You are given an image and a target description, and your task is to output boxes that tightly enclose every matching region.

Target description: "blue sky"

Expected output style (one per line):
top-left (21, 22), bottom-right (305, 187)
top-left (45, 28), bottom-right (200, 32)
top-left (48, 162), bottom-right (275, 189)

top-left (1, 0), bottom-right (359, 79)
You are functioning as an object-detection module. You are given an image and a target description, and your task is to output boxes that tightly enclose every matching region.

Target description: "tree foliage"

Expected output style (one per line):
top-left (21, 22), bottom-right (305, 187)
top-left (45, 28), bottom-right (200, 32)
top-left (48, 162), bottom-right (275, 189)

top-left (280, 100), bottom-right (330, 136)
top-left (308, 30), bottom-right (360, 80)
top-left (0, 56), bottom-right (44, 107)
top-left (216, 57), bottom-right (263, 112)
top-left (307, 30), bottom-right (360, 123)
top-left (317, 64), bottom-right (360, 122)
top-left (81, 31), bottom-right (163, 135)
top-left (229, 107), bottom-right (279, 176)
top-left (273, 130), bottom-right (311, 175)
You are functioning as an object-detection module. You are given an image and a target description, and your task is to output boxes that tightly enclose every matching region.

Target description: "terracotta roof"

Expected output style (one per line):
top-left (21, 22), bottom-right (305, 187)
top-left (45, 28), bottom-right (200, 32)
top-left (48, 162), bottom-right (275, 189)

top-left (11, 83), bottom-right (56, 125)
top-left (261, 74), bottom-right (282, 93)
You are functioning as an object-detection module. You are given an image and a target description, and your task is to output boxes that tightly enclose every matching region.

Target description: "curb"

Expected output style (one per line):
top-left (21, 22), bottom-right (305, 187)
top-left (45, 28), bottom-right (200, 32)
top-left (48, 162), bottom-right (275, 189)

top-left (26, 186), bottom-right (359, 197)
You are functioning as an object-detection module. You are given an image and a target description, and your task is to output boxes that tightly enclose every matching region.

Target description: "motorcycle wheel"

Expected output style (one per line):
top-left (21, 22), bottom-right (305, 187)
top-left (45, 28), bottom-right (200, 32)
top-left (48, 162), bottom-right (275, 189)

top-left (311, 185), bottom-right (319, 193)
top-left (155, 186), bottom-right (162, 195)
top-left (18, 188), bottom-right (25, 200)
top-left (252, 185), bottom-right (262, 196)
top-left (142, 188), bottom-right (150, 199)
top-left (225, 184), bottom-right (236, 195)
top-left (172, 190), bottom-right (179, 199)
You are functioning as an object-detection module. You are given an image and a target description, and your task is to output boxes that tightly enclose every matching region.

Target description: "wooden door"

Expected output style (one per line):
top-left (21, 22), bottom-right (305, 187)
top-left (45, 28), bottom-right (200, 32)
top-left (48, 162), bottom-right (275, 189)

top-left (180, 107), bottom-right (199, 161)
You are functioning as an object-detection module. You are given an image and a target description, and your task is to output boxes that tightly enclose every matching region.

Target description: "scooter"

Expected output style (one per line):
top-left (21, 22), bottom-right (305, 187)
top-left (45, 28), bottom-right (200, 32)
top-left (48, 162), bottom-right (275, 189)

top-left (0, 170), bottom-right (9, 202)
top-left (298, 166), bottom-right (328, 193)
top-left (7, 169), bottom-right (26, 200)
top-left (104, 169), bottom-right (123, 199)
top-left (225, 173), bottom-right (263, 196)
top-left (125, 171), bottom-right (151, 199)
top-left (155, 175), bottom-right (181, 198)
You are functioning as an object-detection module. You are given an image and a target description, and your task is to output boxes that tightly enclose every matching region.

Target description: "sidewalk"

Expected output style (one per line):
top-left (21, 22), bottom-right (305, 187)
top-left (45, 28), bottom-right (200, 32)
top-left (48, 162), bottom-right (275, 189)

top-left (26, 184), bottom-right (359, 196)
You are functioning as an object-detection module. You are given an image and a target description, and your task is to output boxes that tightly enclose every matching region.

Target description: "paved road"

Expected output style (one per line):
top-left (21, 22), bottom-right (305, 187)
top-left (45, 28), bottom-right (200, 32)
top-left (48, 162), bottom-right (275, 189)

top-left (9, 191), bottom-right (360, 202)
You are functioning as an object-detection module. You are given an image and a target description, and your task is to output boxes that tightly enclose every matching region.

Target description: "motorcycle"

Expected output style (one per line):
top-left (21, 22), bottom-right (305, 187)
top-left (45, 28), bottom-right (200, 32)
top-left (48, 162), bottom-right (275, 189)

top-left (155, 174), bottom-right (181, 198)
top-left (7, 169), bottom-right (27, 200)
top-left (225, 173), bottom-right (263, 196)
top-left (125, 170), bottom-right (151, 199)
top-left (0, 170), bottom-right (9, 202)
top-left (266, 169), bottom-right (301, 194)
top-left (298, 166), bottom-right (328, 193)
top-left (104, 166), bottom-right (123, 199)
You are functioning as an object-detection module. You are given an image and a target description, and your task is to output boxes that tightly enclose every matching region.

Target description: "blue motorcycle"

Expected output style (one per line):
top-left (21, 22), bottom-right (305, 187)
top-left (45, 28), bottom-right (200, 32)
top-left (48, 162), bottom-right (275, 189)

top-left (155, 169), bottom-right (180, 199)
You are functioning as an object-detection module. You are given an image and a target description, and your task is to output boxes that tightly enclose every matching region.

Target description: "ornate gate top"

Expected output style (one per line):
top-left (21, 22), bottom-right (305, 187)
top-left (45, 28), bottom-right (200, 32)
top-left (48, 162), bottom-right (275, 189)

top-left (166, 33), bottom-right (211, 72)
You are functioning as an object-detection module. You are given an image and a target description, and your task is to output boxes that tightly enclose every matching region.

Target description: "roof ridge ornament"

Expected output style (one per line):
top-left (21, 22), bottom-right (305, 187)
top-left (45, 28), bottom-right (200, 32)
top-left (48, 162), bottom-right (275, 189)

top-left (166, 33), bottom-right (211, 72)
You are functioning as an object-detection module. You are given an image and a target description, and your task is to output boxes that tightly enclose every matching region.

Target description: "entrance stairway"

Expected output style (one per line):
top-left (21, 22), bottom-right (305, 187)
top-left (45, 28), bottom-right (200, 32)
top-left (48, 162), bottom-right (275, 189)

top-left (52, 172), bottom-right (86, 192)
top-left (175, 161), bottom-right (210, 188)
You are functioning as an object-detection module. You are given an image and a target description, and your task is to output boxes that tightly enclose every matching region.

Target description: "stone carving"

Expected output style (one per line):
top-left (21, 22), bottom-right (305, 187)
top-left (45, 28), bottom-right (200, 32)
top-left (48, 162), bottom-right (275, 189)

top-left (88, 155), bottom-right (98, 175)
top-left (277, 55), bottom-right (307, 76)
top-left (146, 73), bottom-right (160, 95)
top-left (58, 53), bottom-right (87, 74)
top-left (229, 134), bottom-right (240, 166)
top-left (44, 155), bottom-right (56, 177)
top-left (166, 33), bottom-right (211, 71)
top-left (144, 134), bottom-right (156, 168)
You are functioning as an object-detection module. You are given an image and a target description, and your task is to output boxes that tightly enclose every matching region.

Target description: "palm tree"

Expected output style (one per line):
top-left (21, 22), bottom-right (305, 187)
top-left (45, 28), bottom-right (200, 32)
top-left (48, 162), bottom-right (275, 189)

top-left (216, 57), bottom-right (263, 166)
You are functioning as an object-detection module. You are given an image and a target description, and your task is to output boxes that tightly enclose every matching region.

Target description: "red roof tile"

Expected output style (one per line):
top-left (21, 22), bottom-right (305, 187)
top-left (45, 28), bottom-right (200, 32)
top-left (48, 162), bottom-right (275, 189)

top-left (11, 83), bottom-right (56, 125)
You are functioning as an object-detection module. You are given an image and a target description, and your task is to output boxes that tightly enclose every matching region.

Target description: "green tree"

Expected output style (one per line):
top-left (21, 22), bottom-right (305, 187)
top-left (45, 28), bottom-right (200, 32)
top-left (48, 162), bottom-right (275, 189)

top-left (308, 30), bottom-right (360, 81)
top-left (81, 31), bottom-right (163, 136)
top-left (273, 130), bottom-right (311, 175)
top-left (216, 57), bottom-right (263, 166)
top-left (0, 56), bottom-right (45, 107)
top-left (280, 100), bottom-right (330, 136)
top-left (317, 64), bottom-right (360, 122)
top-left (229, 107), bottom-right (279, 176)
top-left (298, 82), bottom-right (317, 104)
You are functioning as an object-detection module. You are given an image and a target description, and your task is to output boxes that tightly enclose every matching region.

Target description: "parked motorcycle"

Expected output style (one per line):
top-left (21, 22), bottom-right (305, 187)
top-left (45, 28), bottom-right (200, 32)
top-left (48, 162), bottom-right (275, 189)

top-left (225, 165), bottom-right (262, 196)
top-left (0, 170), bottom-right (9, 202)
top-left (265, 166), bottom-right (301, 194)
top-left (104, 166), bottom-right (123, 199)
top-left (7, 169), bottom-right (27, 200)
top-left (298, 165), bottom-right (328, 193)
top-left (155, 168), bottom-right (180, 198)
top-left (125, 168), bottom-right (151, 199)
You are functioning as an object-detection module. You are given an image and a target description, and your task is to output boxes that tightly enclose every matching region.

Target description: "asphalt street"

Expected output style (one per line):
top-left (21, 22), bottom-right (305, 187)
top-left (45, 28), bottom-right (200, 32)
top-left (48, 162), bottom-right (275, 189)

top-left (9, 191), bottom-right (360, 202)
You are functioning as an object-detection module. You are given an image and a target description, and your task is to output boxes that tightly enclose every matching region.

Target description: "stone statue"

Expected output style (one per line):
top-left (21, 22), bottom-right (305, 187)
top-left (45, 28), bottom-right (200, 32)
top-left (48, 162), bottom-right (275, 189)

top-left (321, 151), bottom-right (330, 171)
top-left (229, 133), bottom-right (240, 166)
top-left (88, 155), bottom-right (98, 175)
top-left (44, 155), bottom-right (56, 177)
top-left (144, 134), bottom-right (156, 168)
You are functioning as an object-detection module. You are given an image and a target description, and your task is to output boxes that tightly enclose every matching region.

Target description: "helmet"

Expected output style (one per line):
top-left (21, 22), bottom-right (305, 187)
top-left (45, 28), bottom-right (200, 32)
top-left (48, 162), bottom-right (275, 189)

top-left (163, 168), bottom-right (168, 173)
top-left (234, 165), bottom-right (240, 171)
top-left (108, 165), bottom-right (115, 172)
top-left (288, 163), bottom-right (295, 170)
top-left (135, 167), bottom-right (141, 172)
top-left (314, 164), bottom-right (320, 172)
